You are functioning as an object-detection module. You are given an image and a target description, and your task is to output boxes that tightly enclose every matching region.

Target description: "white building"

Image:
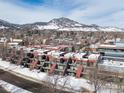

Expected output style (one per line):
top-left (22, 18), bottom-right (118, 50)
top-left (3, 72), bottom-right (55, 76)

top-left (0, 37), bottom-right (7, 43)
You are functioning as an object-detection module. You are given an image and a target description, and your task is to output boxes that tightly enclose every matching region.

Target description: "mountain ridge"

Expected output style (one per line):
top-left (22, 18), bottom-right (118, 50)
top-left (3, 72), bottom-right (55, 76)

top-left (0, 17), bottom-right (123, 32)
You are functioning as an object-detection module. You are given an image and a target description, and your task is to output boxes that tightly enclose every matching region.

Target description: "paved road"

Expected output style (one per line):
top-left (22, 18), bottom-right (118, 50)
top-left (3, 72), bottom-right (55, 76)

top-left (0, 69), bottom-right (70, 93)
top-left (0, 86), bottom-right (9, 93)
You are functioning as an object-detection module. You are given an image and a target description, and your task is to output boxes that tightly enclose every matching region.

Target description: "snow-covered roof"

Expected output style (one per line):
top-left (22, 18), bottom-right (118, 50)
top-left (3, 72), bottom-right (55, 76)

top-left (8, 42), bottom-right (19, 46)
top-left (34, 49), bottom-right (49, 53)
top-left (104, 39), bottom-right (115, 43)
top-left (47, 51), bottom-right (65, 58)
top-left (99, 44), bottom-right (116, 48)
top-left (103, 60), bottom-right (124, 67)
top-left (64, 52), bottom-right (75, 58)
top-left (74, 53), bottom-right (86, 60)
top-left (29, 45), bottom-right (50, 48)
top-left (57, 45), bottom-right (71, 48)
top-left (33, 49), bottom-right (49, 55)
top-left (12, 39), bottom-right (23, 42)
top-left (45, 46), bottom-right (59, 50)
top-left (88, 54), bottom-right (100, 60)
top-left (0, 37), bottom-right (7, 43)
top-left (99, 42), bottom-right (124, 49)
top-left (115, 42), bottom-right (124, 47)
top-left (25, 47), bottom-right (37, 52)
top-left (99, 60), bottom-right (124, 73)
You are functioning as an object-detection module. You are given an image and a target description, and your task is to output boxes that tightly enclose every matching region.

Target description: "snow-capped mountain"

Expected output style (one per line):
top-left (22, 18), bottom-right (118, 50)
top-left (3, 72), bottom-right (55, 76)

top-left (0, 19), bottom-right (10, 29)
top-left (34, 17), bottom-right (85, 30)
top-left (0, 19), bottom-right (19, 30)
top-left (48, 17), bottom-right (84, 27)
top-left (33, 17), bottom-right (124, 32)
top-left (0, 17), bottom-right (124, 32)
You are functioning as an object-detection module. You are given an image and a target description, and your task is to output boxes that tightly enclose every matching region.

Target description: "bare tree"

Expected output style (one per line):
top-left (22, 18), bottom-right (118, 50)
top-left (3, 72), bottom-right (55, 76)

top-left (45, 74), bottom-right (72, 93)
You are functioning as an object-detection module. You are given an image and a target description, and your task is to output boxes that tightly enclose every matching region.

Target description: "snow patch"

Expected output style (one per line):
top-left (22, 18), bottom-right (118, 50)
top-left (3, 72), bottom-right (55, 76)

top-left (0, 80), bottom-right (32, 93)
top-left (0, 59), bottom-right (94, 92)
top-left (0, 59), bottom-right (123, 93)
top-left (0, 26), bottom-right (8, 29)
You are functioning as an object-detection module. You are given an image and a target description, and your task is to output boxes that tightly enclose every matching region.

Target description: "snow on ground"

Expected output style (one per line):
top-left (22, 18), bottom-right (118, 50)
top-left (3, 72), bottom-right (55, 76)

top-left (0, 58), bottom-right (95, 92)
top-left (0, 59), bottom-right (123, 93)
top-left (97, 86), bottom-right (123, 93)
top-left (58, 27), bottom-right (98, 31)
top-left (99, 27), bottom-right (123, 32)
top-left (0, 26), bottom-right (8, 29)
top-left (99, 60), bottom-right (124, 73)
top-left (33, 24), bottom-right (124, 32)
top-left (36, 24), bottom-right (59, 30)
top-left (0, 80), bottom-right (32, 93)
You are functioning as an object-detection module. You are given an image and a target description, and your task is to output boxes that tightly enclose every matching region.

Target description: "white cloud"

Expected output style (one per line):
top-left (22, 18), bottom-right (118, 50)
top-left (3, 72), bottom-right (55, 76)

top-left (0, 0), bottom-right (63, 24)
top-left (67, 0), bottom-right (124, 27)
top-left (0, 0), bottom-right (124, 28)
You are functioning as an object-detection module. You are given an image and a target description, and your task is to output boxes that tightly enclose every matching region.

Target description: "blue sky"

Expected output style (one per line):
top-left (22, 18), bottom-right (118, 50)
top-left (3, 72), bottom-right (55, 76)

top-left (0, 0), bottom-right (124, 28)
